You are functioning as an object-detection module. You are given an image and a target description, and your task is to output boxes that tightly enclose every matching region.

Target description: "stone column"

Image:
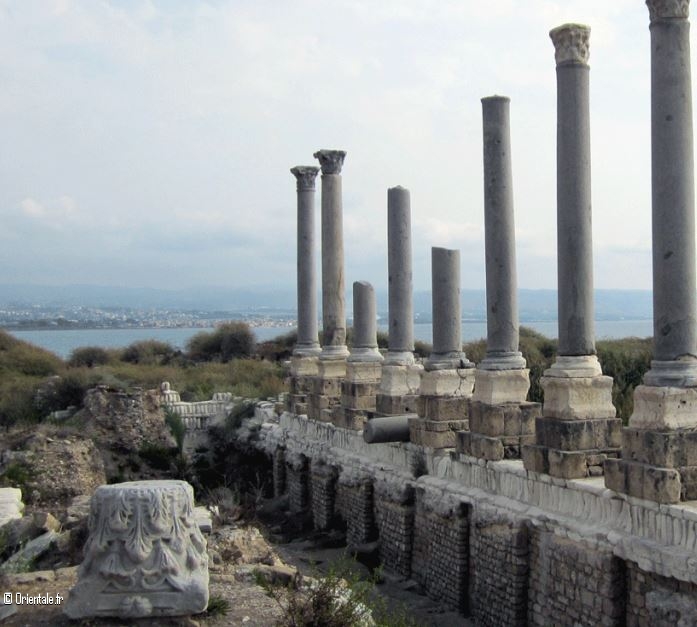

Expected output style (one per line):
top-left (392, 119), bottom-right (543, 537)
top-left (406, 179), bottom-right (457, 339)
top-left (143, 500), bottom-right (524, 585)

top-left (410, 247), bottom-right (474, 448)
top-left (315, 149), bottom-right (349, 362)
top-left (307, 149), bottom-right (349, 422)
top-left (376, 186), bottom-right (423, 415)
top-left (463, 96), bottom-right (540, 462)
top-left (287, 166), bottom-right (320, 415)
top-left (522, 24), bottom-right (619, 479)
top-left (291, 166), bottom-right (321, 358)
top-left (338, 281), bottom-right (383, 429)
top-left (605, 0), bottom-right (697, 503)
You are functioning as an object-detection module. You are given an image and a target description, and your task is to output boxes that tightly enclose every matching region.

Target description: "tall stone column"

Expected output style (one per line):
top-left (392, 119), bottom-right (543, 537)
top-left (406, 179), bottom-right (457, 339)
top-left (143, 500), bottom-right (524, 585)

top-left (376, 186), bottom-right (422, 415)
top-left (291, 166), bottom-right (321, 358)
top-left (522, 24), bottom-right (619, 479)
top-left (463, 96), bottom-right (540, 462)
top-left (410, 248), bottom-right (474, 449)
top-left (286, 166), bottom-right (320, 416)
top-left (338, 281), bottom-right (384, 430)
top-left (307, 149), bottom-right (349, 423)
top-left (315, 149), bottom-right (349, 362)
top-left (606, 0), bottom-right (697, 503)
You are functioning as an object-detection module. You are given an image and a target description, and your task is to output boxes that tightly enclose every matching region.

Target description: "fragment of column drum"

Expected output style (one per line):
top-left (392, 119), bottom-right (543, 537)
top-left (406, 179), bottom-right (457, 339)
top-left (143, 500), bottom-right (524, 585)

top-left (65, 480), bottom-right (208, 619)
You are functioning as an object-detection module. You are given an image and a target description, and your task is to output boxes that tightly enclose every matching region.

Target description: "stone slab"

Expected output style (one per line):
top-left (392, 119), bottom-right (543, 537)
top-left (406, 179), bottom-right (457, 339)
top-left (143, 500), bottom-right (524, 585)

top-left (541, 374), bottom-right (616, 420)
top-left (317, 358), bottom-right (347, 380)
top-left (472, 368), bottom-right (530, 404)
top-left (290, 355), bottom-right (320, 377)
top-left (468, 400), bottom-right (540, 438)
top-left (621, 426), bottom-right (697, 468)
top-left (604, 457), bottom-right (682, 504)
top-left (377, 363), bottom-right (423, 397)
top-left (345, 361), bottom-right (383, 383)
top-left (457, 431), bottom-right (505, 461)
top-left (409, 418), bottom-right (468, 449)
top-left (523, 444), bottom-right (615, 479)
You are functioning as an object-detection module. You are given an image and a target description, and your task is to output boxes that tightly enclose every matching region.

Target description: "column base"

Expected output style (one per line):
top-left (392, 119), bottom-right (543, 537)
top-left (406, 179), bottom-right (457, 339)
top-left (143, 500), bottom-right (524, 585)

top-left (642, 358), bottom-right (697, 388)
top-left (459, 400), bottom-right (540, 461)
top-left (472, 368), bottom-right (530, 404)
top-left (628, 384), bottom-right (697, 429)
top-left (290, 354), bottom-right (320, 377)
top-left (306, 363), bottom-right (345, 422)
top-left (337, 362), bottom-right (382, 429)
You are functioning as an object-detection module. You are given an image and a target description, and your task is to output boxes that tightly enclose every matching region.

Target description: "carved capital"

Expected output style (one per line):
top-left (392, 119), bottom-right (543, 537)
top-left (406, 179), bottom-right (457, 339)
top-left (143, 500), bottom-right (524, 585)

top-left (647, 0), bottom-right (690, 21)
top-left (549, 23), bottom-right (590, 66)
top-left (290, 166), bottom-right (319, 191)
top-left (313, 149), bottom-right (346, 175)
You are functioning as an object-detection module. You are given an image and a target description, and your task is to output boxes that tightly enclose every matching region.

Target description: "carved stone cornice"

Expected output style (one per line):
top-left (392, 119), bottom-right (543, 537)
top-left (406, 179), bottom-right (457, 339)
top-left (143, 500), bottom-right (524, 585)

top-left (313, 149), bottom-right (346, 175)
top-left (647, 0), bottom-right (690, 22)
top-left (549, 23), bottom-right (591, 66)
top-left (290, 166), bottom-right (319, 191)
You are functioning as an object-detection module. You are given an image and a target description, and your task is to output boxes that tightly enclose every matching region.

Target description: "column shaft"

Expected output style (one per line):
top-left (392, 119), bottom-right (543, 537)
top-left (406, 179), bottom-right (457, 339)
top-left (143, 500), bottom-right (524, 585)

top-left (645, 6), bottom-right (697, 384)
top-left (481, 96), bottom-right (525, 369)
top-left (291, 166), bottom-right (320, 356)
top-left (556, 57), bottom-right (594, 357)
top-left (387, 186), bottom-right (414, 363)
top-left (349, 281), bottom-right (382, 362)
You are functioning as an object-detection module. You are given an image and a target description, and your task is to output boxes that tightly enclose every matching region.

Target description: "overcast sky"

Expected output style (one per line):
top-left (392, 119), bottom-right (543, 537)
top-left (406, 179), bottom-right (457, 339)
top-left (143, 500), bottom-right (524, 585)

top-left (0, 0), bottom-right (682, 292)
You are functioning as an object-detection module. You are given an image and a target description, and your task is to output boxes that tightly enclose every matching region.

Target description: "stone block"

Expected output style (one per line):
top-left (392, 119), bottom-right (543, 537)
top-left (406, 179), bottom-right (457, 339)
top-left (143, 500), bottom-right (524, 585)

top-left (629, 385), bottom-right (697, 430)
top-left (535, 416), bottom-right (622, 451)
top-left (341, 380), bottom-right (380, 398)
top-left (313, 377), bottom-right (342, 396)
top-left (290, 355), bottom-right (320, 377)
top-left (522, 444), bottom-right (548, 474)
top-left (459, 432), bottom-right (505, 461)
top-left (621, 426), bottom-right (697, 468)
top-left (335, 409), bottom-right (368, 431)
top-left (417, 395), bottom-right (470, 421)
top-left (375, 393), bottom-right (419, 416)
top-left (341, 392), bottom-right (378, 411)
top-left (377, 364), bottom-right (423, 396)
top-left (345, 361), bottom-right (383, 383)
top-left (317, 358), bottom-right (347, 379)
top-left (541, 375), bottom-right (616, 420)
top-left (64, 480), bottom-right (208, 619)
top-left (604, 458), bottom-right (681, 504)
top-left (472, 368), bottom-right (530, 404)
top-left (547, 449), bottom-right (588, 479)
top-left (409, 418), bottom-right (467, 448)
top-left (419, 368), bottom-right (475, 397)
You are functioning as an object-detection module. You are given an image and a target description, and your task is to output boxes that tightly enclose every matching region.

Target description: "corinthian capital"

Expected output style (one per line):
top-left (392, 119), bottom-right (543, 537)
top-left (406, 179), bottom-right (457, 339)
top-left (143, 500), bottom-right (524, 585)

top-left (647, 0), bottom-right (690, 21)
top-left (549, 23), bottom-right (590, 66)
top-left (313, 149), bottom-right (346, 175)
top-left (290, 166), bottom-right (320, 191)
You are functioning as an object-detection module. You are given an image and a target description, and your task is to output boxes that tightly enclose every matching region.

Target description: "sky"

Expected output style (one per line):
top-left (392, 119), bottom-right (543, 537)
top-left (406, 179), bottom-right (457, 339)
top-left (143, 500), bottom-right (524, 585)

top-left (0, 0), bottom-right (679, 292)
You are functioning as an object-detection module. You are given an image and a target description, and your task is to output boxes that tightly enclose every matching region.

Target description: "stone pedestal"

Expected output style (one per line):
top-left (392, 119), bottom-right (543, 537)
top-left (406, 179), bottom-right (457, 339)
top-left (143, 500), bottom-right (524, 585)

top-left (605, 385), bottom-right (697, 503)
top-left (64, 480), bottom-right (208, 620)
top-left (307, 359), bottom-right (346, 422)
top-left (522, 370), bottom-right (621, 478)
top-left (336, 362), bottom-right (382, 430)
top-left (410, 368), bottom-right (475, 449)
top-left (473, 369), bottom-right (530, 405)
top-left (287, 355), bottom-right (319, 415)
top-left (375, 363), bottom-right (423, 415)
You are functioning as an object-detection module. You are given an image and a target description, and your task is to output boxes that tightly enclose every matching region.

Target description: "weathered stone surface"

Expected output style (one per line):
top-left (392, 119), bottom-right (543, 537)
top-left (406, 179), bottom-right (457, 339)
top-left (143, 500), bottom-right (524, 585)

top-left (409, 418), bottom-right (468, 449)
top-left (629, 385), bottom-right (697, 430)
top-left (541, 375), bottom-right (615, 420)
top-left (473, 368), bottom-right (530, 404)
top-left (349, 281), bottom-right (383, 363)
top-left (0, 530), bottom-right (59, 575)
top-left (419, 368), bottom-right (475, 397)
top-left (0, 487), bottom-right (23, 527)
top-left (469, 400), bottom-right (539, 438)
top-left (375, 393), bottom-right (419, 416)
top-left (604, 457), bottom-right (682, 504)
top-left (417, 395), bottom-right (470, 421)
top-left (376, 364), bottom-right (423, 416)
top-left (64, 480), bottom-right (208, 619)
top-left (457, 431), bottom-right (505, 461)
top-left (535, 416), bottom-right (622, 450)
top-left (344, 361), bottom-right (382, 383)
top-left (290, 355), bottom-right (320, 377)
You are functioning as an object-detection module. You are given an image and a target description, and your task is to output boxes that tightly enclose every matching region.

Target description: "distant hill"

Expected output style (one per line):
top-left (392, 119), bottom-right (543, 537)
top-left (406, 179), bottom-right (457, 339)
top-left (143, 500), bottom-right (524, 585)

top-left (0, 284), bottom-right (653, 321)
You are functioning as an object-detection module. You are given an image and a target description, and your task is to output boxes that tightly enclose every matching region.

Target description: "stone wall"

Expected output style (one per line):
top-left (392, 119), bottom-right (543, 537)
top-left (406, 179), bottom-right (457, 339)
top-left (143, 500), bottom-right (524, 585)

top-left (411, 488), bottom-right (469, 612)
top-left (257, 410), bottom-right (697, 624)
top-left (528, 527), bottom-right (626, 626)
top-left (469, 508), bottom-right (528, 626)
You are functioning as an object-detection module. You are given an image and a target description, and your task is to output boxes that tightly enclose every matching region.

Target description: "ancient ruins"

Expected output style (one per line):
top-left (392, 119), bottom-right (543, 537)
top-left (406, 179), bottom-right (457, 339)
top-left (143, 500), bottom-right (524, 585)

top-left (263, 4), bottom-right (697, 624)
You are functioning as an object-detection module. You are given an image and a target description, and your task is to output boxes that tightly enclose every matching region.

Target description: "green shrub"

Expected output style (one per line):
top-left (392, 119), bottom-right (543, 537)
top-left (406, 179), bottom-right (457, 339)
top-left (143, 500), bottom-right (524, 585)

top-left (138, 442), bottom-right (179, 471)
top-left (187, 322), bottom-right (256, 362)
top-left (0, 330), bottom-right (63, 377)
top-left (256, 330), bottom-right (297, 362)
top-left (68, 346), bottom-right (111, 368)
top-left (121, 340), bottom-right (177, 365)
top-left (205, 595), bottom-right (230, 617)
top-left (0, 377), bottom-right (42, 429)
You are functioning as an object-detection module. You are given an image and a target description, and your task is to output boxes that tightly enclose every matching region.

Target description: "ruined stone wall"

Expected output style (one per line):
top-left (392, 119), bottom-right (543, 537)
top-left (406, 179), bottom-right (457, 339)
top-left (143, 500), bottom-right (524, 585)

top-left (626, 561), bottom-right (697, 626)
top-left (411, 489), bottom-right (469, 612)
top-left (336, 471), bottom-right (376, 548)
top-left (469, 509), bottom-right (528, 626)
top-left (285, 453), bottom-right (309, 513)
top-left (310, 460), bottom-right (337, 531)
top-left (373, 479), bottom-right (414, 577)
top-left (528, 528), bottom-right (626, 626)
top-left (272, 447), bottom-right (286, 498)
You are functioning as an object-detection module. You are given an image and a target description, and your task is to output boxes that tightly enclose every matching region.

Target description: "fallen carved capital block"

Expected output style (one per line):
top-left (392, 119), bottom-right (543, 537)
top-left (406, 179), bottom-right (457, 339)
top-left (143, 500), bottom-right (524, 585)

top-left (64, 480), bottom-right (208, 620)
